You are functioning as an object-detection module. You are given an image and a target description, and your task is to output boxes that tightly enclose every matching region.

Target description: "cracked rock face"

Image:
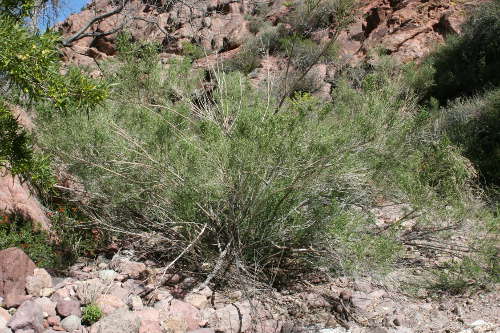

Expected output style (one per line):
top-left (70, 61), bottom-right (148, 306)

top-left (57, 0), bottom-right (471, 68)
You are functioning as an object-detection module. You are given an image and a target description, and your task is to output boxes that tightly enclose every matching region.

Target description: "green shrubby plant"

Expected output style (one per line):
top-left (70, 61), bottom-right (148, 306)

top-left (82, 304), bottom-right (103, 325)
top-left (36, 41), bottom-right (489, 286)
top-left (181, 40), bottom-right (206, 61)
top-left (0, 214), bottom-right (56, 267)
top-left (284, 0), bottom-right (354, 37)
top-left (426, 0), bottom-right (500, 103)
top-left (436, 88), bottom-right (500, 187)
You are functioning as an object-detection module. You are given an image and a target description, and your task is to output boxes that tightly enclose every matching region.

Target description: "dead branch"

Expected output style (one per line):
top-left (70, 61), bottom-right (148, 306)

top-left (62, 0), bottom-right (127, 46)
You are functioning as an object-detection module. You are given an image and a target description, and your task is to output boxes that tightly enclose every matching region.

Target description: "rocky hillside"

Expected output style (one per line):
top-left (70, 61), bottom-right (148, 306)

top-left (58, 0), bottom-right (471, 67)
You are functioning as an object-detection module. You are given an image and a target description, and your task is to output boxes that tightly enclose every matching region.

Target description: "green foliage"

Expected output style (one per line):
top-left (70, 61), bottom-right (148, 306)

top-left (82, 304), bottom-right (103, 325)
top-left (437, 88), bottom-right (500, 186)
top-left (0, 102), bottom-right (54, 189)
top-left (426, 0), bottom-right (500, 103)
top-left (181, 40), bottom-right (205, 61)
top-left (280, 35), bottom-right (337, 70)
top-left (284, 0), bottom-right (354, 37)
top-left (0, 0), bottom-right (38, 19)
top-left (0, 16), bottom-right (107, 109)
top-left (36, 46), bottom-right (485, 284)
top-left (0, 215), bottom-right (56, 267)
top-left (0, 0), bottom-right (107, 185)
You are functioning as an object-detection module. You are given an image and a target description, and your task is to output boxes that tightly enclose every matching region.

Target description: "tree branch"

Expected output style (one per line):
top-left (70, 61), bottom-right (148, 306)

top-left (62, 0), bottom-right (127, 46)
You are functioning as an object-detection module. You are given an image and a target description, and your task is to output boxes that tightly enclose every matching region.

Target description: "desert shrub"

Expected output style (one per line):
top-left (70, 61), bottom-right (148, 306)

top-left (224, 25), bottom-right (288, 74)
top-left (426, 0), bottom-right (500, 103)
top-left (436, 88), bottom-right (500, 186)
top-left (82, 304), bottom-right (103, 325)
top-left (37, 46), bottom-right (488, 286)
top-left (223, 43), bottom-right (262, 74)
top-left (0, 214), bottom-right (56, 267)
top-left (280, 36), bottom-right (337, 70)
top-left (284, 0), bottom-right (354, 37)
top-left (181, 40), bottom-right (205, 60)
top-left (0, 102), bottom-right (54, 189)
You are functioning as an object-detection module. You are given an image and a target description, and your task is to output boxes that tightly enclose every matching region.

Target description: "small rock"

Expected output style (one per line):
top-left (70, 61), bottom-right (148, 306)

top-left (89, 308), bottom-right (140, 333)
top-left (135, 307), bottom-right (160, 322)
top-left (95, 295), bottom-right (126, 315)
top-left (116, 261), bottom-right (146, 279)
top-left (4, 294), bottom-right (31, 309)
top-left (0, 248), bottom-right (36, 301)
top-left (56, 299), bottom-right (81, 317)
top-left (98, 263), bottom-right (108, 270)
top-left (40, 289), bottom-right (54, 298)
top-left (107, 285), bottom-right (129, 303)
top-left (26, 269), bottom-right (53, 297)
top-left (187, 329), bottom-right (215, 333)
top-left (46, 316), bottom-right (60, 327)
top-left (469, 320), bottom-right (495, 333)
top-left (339, 290), bottom-right (352, 301)
top-left (319, 328), bottom-right (347, 333)
top-left (184, 293), bottom-right (208, 310)
top-left (138, 320), bottom-right (162, 333)
top-left (0, 308), bottom-right (10, 322)
top-left (0, 316), bottom-right (7, 329)
top-left (98, 270), bottom-right (116, 282)
top-left (34, 298), bottom-right (56, 318)
top-left (163, 317), bottom-right (187, 333)
top-left (129, 296), bottom-right (143, 311)
top-left (61, 315), bottom-right (81, 332)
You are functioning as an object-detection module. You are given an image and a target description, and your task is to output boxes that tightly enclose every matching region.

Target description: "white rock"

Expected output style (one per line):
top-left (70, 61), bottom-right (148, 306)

top-left (98, 270), bottom-right (117, 281)
top-left (61, 314), bottom-right (81, 332)
top-left (319, 328), bottom-right (347, 333)
top-left (129, 296), bottom-right (143, 311)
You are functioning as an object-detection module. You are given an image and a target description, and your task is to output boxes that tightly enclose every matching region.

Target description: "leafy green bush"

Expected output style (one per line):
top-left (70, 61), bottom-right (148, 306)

top-left (436, 88), bottom-right (500, 186)
top-left (82, 304), bottom-right (103, 325)
top-left (280, 36), bottom-right (337, 71)
top-left (284, 0), bottom-right (354, 37)
top-left (426, 0), bottom-right (500, 103)
top-left (0, 102), bottom-right (54, 189)
top-left (0, 215), bottom-right (56, 267)
top-left (181, 40), bottom-right (205, 61)
top-left (36, 45), bottom-right (488, 286)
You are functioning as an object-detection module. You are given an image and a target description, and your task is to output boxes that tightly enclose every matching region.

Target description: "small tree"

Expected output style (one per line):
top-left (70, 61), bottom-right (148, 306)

top-left (0, 0), bottom-right (107, 183)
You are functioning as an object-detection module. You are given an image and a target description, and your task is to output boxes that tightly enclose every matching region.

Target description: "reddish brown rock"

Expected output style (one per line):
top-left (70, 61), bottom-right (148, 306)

top-left (95, 295), bottom-right (127, 315)
top-left (0, 248), bottom-right (36, 301)
top-left (0, 171), bottom-right (51, 232)
top-left (56, 299), bottom-right (81, 317)
top-left (139, 320), bottom-right (163, 333)
top-left (7, 299), bottom-right (44, 333)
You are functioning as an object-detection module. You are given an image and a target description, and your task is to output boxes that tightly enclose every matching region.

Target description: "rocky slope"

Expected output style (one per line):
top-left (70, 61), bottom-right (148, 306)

top-left (56, 0), bottom-right (473, 67)
top-left (1, 247), bottom-right (499, 333)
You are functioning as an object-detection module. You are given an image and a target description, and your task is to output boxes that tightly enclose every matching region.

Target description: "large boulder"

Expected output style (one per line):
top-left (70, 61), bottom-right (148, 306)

top-left (0, 248), bottom-right (36, 300)
top-left (0, 170), bottom-right (50, 232)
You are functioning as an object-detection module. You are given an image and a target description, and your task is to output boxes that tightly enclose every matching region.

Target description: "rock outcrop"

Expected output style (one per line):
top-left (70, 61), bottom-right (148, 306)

top-left (57, 0), bottom-right (473, 70)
